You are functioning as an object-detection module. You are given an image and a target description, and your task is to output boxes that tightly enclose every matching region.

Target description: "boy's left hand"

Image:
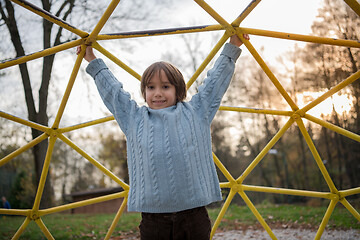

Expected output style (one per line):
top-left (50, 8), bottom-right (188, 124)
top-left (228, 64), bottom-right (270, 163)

top-left (230, 34), bottom-right (250, 47)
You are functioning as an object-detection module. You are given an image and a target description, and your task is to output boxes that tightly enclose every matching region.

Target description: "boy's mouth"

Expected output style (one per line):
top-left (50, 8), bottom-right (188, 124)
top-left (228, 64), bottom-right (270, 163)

top-left (152, 100), bottom-right (166, 104)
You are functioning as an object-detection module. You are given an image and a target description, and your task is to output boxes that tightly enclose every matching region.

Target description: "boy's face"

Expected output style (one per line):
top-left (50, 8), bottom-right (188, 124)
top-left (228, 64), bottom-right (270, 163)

top-left (145, 70), bottom-right (176, 109)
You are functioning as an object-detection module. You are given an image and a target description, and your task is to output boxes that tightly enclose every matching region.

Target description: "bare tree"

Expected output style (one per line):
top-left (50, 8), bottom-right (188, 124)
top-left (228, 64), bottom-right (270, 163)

top-left (300, 0), bottom-right (359, 188)
top-left (0, 0), bottom-right (161, 207)
top-left (0, 0), bottom-right (77, 207)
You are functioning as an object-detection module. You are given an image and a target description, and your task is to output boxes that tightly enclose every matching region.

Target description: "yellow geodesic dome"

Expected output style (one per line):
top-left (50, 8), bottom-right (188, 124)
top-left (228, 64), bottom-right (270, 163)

top-left (0, 0), bottom-right (360, 239)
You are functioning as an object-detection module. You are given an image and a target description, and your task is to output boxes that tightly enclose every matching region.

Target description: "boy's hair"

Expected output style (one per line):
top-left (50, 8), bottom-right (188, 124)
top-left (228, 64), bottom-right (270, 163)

top-left (141, 61), bottom-right (187, 103)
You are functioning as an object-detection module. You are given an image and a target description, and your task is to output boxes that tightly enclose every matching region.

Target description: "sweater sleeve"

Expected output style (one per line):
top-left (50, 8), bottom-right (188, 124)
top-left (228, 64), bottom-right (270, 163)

top-left (86, 58), bottom-right (140, 135)
top-left (189, 43), bottom-right (241, 123)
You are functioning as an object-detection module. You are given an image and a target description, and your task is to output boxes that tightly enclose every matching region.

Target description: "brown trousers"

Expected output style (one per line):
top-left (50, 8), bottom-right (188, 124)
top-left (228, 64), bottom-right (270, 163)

top-left (139, 206), bottom-right (211, 240)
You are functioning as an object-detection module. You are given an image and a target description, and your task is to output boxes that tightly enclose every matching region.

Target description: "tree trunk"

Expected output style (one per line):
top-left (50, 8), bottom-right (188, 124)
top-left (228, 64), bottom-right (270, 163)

top-left (1, 0), bottom-right (54, 208)
top-left (331, 108), bottom-right (346, 190)
top-left (345, 43), bottom-right (360, 188)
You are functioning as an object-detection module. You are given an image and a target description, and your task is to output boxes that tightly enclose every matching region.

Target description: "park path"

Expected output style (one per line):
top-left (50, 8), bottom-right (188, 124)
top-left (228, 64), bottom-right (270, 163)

top-left (113, 228), bottom-right (360, 239)
top-left (213, 228), bottom-right (360, 239)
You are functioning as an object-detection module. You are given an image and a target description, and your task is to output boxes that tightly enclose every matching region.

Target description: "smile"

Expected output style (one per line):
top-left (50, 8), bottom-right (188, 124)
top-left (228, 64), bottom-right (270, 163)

top-left (152, 100), bottom-right (166, 104)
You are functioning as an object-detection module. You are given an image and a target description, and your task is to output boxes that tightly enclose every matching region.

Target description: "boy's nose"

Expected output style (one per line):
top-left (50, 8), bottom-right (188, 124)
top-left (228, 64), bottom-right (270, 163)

top-left (154, 88), bottom-right (162, 96)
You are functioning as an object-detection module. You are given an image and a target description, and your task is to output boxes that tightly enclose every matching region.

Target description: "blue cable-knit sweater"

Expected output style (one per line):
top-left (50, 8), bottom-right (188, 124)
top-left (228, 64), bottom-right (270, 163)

top-left (86, 43), bottom-right (241, 213)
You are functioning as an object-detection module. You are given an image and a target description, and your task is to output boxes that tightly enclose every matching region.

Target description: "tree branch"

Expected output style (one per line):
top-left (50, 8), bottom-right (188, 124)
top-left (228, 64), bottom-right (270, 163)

top-left (1, 0), bottom-right (37, 120)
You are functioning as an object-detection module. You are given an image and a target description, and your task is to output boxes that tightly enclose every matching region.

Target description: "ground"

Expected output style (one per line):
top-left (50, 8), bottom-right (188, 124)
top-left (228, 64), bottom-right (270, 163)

top-left (109, 223), bottom-right (360, 239)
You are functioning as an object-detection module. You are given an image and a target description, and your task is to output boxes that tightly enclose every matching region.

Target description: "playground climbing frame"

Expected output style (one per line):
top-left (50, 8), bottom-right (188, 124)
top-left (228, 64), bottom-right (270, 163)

top-left (0, 0), bottom-right (360, 239)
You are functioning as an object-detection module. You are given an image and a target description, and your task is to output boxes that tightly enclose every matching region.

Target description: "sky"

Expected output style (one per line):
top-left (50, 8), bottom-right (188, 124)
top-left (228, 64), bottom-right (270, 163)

top-left (148, 0), bottom-right (324, 62)
top-left (1, 0), bottom-right (328, 126)
top-left (88, 0), bottom-right (327, 117)
top-left (103, 0), bottom-right (324, 88)
top-left (109, 0), bottom-right (325, 88)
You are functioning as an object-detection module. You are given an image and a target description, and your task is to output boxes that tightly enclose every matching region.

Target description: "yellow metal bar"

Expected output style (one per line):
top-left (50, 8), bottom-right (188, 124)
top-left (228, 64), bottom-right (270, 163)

top-left (93, 42), bottom-right (141, 81)
top-left (237, 117), bottom-right (294, 182)
top-left (242, 184), bottom-right (335, 199)
top-left (0, 39), bottom-right (83, 70)
top-left (52, 48), bottom-right (84, 128)
top-left (295, 118), bottom-right (338, 193)
top-left (301, 70), bottom-right (360, 114)
top-left (339, 187), bottom-right (360, 197)
top-left (11, 217), bottom-right (31, 240)
top-left (58, 134), bottom-right (129, 190)
top-left (10, 0), bottom-right (88, 38)
top-left (32, 135), bottom-right (57, 211)
top-left (0, 111), bottom-right (49, 133)
top-left (210, 188), bottom-right (236, 240)
top-left (213, 152), bottom-right (236, 183)
top-left (97, 25), bottom-right (223, 40)
top-left (59, 116), bottom-right (115, 133)
top-left (35, 218), bottom-right (55, 240)
top-left (194, 0), bottom-right (233, 31)
top-left (0, 133), bottom-right (48, 167)
top-left (187, 32), bottom-right (229, 89)
top-left (315, 199), bottom-right (338, 240)
top-left (340, 198), bottom-right (360, 221)
top-left (219, 182), bottom-right (232, 189)
top-left (219, 106), bottom-right (293, 116)
top-left (238, 30), bottom-right (299, 111)
top-left (85, 0), bottom-right (120, 44)
top-left (305, 114), bottom-right (360, 142)
top-left (0, 209), bottom-right (30, 216)
top-left (95, 24), bottom-right (360, 49)
top-left (240, 27), bottom-right (360, 48)
top-left (344, 0), bottom-right (360, 16)
top-left (104, 197), bottom-right (128, 240)
top-left (238, 190), bottom-right (277, 239)
top-left (39, 191), bottom-right (128, 216)
top-left (232, 0), bottom-right (261, 26)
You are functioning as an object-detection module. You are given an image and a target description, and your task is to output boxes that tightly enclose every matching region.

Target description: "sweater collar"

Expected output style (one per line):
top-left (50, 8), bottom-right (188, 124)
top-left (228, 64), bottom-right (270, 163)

top-left (147, 103), bottom-right (178, 113)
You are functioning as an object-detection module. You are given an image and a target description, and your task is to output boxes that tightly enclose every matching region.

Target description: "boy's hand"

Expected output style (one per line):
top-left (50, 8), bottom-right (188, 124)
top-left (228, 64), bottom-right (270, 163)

top-left (230, 34), bottom-right (250, 47)
top-left (76, 45), bottom-right (97, 62)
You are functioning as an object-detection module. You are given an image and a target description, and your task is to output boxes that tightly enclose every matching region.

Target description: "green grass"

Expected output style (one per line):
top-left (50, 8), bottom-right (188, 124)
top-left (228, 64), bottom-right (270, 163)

top-left (208, 203), bottom-right (360, 230)
top-left (1, 204), bottom-right (359, 239)
top-left (0, 213), bottom-right (141, 240)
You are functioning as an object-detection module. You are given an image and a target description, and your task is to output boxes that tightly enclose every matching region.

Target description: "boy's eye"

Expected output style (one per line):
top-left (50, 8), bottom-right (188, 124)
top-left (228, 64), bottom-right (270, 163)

top-left (147, 86), bottom-right (154, 90)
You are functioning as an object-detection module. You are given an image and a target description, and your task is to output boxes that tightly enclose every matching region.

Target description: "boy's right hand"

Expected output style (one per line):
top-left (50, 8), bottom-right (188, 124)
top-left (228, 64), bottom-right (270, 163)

top-left (76, 45), bottom-right (97, 62)
top-left (229, 34), bottom-right (249, 47)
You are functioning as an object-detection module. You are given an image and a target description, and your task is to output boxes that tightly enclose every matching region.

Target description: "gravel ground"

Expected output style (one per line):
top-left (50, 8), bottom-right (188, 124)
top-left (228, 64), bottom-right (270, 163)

top-left (115, 228), bottom-right (360, 239)
top-left (213, 229), bottom-right (360, 240)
